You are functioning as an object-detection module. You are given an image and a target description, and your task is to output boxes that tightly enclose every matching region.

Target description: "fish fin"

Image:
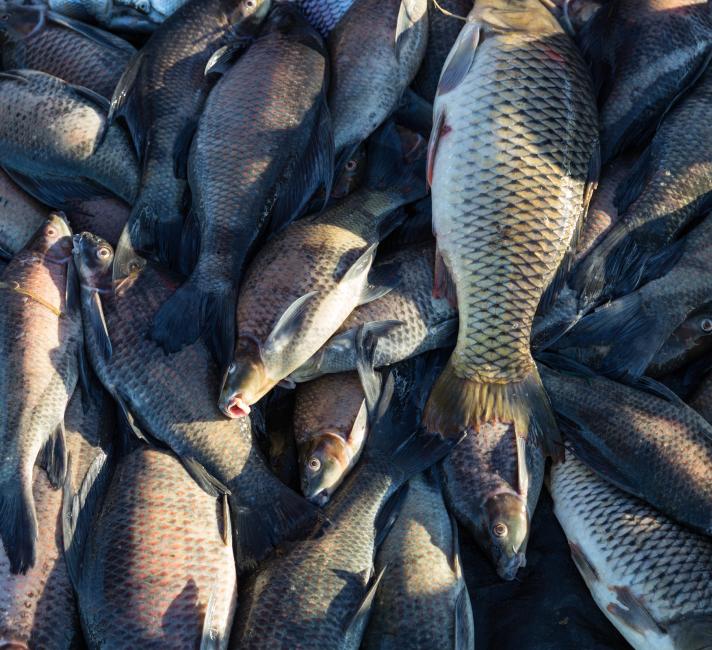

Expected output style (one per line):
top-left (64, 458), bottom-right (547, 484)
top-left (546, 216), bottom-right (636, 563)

top-left (424, 361), bottom-right (562, 459)
top-left (429, 316), bottom-right (458, 348)
top-left (81, 286), bottom-right (112, 360)
top-left (339, 242), bottom-right (378, 286)
top-left (77, 341), bottom-right (102, 409)
top-left (374, 485), bottom-right (409, 547)
top-left (630, 375), bottom-right (688, 406)
top-left (2, 167), bottom-right (110, 207)
top-left (0, 70), bottom-right (31, 84)
top-left (437, 21), bottom-right (480, 96)
top-left (262, 290), bottom-right (319, 360)
top-left (613, 146), bottom-right (652, 215)
top-left (62, 449), bottom-right (112, 590)
top-left (567, 541), bottom-right (599, 584)
top-left (575, 3), bottom-right (613, 98)
top-left (278, 378), bottom-right (296, 390)
top-left (433, 246), bottom-right (457, 308)
top-left (38, 421), bottom-right (68, 488)
top-left (151, 277), bottom-right (236, 367)
top-left (179, 205), bottom-right (201, 276)
top-left (0, 476), bottom-right (37, 574)
top-left (394, 88), bottom-right (433, 136)
top-left (359, 261), bottom-right (401, 305)
top-left (394, 0), bottom-right (421, 62)
top-left (179, 456), bottom-right (231, 498)
top-left (668, 614), bottom-right (712, 650)
top-left (113, 390), bottom-right (152, 446)
top-left (355, 324), bottom-right (383, 413)
top-left (108, 48), bottom-right (146, 157)
top-left (343, 565), bottom-right (387, 641)
top-left (327, 320), bottom-right (402, 360)
top-left (454, 586), bottom-right (475, 650)
top-left (269, 96), bottom-right (334, 234)
top-left (46, 10), bottom-right (136, 55)
top-left (130, 201), bottom-right (183, 268)
top-left (447, 504), bottom-right (463, 577)
top-left (204, 37), bottom-right (253, 76)
top-left (607, 586), bottom-right (665, 637)
top-left (426, 107), bottom-right (445, 187)
top-left (65, 252), bottom-right (80, 314)
top-left (636, 236), bottom-right (687, 287)
top-left (515, 433), bottom-right (529, 499)
top-left (200, 573), bottom-right (234, 650)
top-left (173, 119), bottom-right (197, 181)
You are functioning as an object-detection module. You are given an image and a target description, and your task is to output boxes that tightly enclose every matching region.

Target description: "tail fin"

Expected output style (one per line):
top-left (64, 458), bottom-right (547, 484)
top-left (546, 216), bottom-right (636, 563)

top-left (0, 477), bottom-right (37, 574)
top-left (122, 201), bottom-right (183, 269)
top-left (150, 276), bottom-right (235, 368)
top-left (423, 359), bottom-right (563, 461)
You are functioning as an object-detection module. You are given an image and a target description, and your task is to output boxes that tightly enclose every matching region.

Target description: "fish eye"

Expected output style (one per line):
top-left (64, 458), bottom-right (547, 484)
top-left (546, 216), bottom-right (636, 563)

top-left (45, 227), bottom-right (56, 237)
top-left (345, 159), bottom-right (357, 171)
top-left (0, 14), bottom-right (8, 21)
top-left (492, 522), bottom-right (508, 538)
top-left (245, 0), bottom-right (256, 8)
top-left (702, 319), bottom-right (712, 332)
top-left (308, 457), bottom-right (321, 472)
top-left (97, 247), bottom-right (111, 258)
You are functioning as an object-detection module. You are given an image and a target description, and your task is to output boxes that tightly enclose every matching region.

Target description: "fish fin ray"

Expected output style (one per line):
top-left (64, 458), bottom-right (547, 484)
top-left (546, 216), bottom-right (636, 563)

top-left (454, 585), bottom-right (475, 650)
top-left (47, 10), bottom-right (136, 54)
top-left (355, 324), bottom-right (383, 413)
top-left (179, 457), bottom-right (231, 498)
top-left (607, 586), bottom-right (664, 636)
top-left (668, 614), bottom-right (712, 650)
top-left (0, 477), bottom-right (37, 574)
top-left (3, 167), bottom-right (109, 207)
top-left (359, 261), bottom-right (401, 305)
top-left (82, 286), bottom-right (112, 360)
top-left (108, 48), bottom-right (147, 157)
top-left (38, 421), bottom-right (68, 488)
top-left (343, 565), bottom-right (387, 641)
top-left (436, 22), bottom-right (480, 96)
top-left (613, 147), bottom-right (652, 215)
top-left (262, 290), bottom-right (319, 360)
top-left (433, 246), bottom-right (457, 308)
top-left (374, 485), bottom-right (409, 548)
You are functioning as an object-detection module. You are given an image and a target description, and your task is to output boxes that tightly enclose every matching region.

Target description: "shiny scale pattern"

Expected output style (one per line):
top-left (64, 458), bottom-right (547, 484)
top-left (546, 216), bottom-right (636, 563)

top-left (0, 169), bottom-right (45, 257)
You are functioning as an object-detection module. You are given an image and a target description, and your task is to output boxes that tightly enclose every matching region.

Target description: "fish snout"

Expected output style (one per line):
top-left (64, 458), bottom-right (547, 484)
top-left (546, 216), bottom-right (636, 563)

top-left (306, 490), bottom-right (330, 507)
top-left (497, 550), bottom-right (527, 581)
top-left (219, 392), bottom-right (251, 419)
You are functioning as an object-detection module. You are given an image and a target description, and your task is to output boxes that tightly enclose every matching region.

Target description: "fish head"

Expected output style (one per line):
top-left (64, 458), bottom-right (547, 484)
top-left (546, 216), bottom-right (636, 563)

top-left (478, 491), bottom-right (529, 581)
top-left (298, 433), bottom-right (350, 506)
top-left (0, 4), bottom-right (45, 45)
top-left (32, 212), bottom-right (73, 263)
top-left (332, 145), bottom-right (367, 199)
top-left (471, 0), bottom-right (563, 34)
top-left (223, 0), bottom-right (271, 32)
top-left (219, 337), bottom-right (275, 418)
top-left (72, 231), bottom-right (114, 291)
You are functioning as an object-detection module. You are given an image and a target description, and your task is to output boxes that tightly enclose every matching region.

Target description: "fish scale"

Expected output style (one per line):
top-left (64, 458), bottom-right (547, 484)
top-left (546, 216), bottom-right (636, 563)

top-left (550, 453), bottom-right (712, 650)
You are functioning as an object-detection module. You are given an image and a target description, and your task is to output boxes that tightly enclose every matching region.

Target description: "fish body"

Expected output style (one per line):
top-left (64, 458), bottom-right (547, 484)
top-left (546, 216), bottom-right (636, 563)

top-left (219, 123), bottom-right (425, 418)
top-left (423, 1), bottom-right (598, 456)
top-left (73, 233), bottom-right (320, 572)
top-left (113, 0), bottom-right (191, 25)
top-left (0, 3), bottom-right (136, 98)
top-left (550, 452), bottom-right (712, 650)
top-left (150, 3), bottom-right (332, 365)
top-left (293, 371), bottom-right (367, 505)
top-left (328, 0), bottom-right (428, 157)
top-left (291, 243), bottom-right (457, 382)
top-left (363, 472), bottom-right (474, 650)
top-left (578, 0), bottom-right (712, 164)
top-left (540, 362), bottom-right (712, 535)
top-left (0, 69), bottom-right (138, 205)
top-left (0, 213), bottom-right (80, 574)
top-left (66, 197), bottom-right (130, 248)
top-left (0, 168), bottom-right (46, 259)
top-left (110, 0), bottom-right (271, 266)
top-left (291, 0), bottom-right (354, 36)
top-left (76, 446), bottom-right (236, 649)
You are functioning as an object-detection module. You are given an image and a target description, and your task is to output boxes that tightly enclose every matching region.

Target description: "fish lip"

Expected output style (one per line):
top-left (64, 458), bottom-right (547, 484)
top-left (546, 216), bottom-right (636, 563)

top-left (220, 394), bottom-right (250, 419)
top-left (306, 490), bottom-right (330, 507)
top-left (496, 551), bottom-right (527, 581)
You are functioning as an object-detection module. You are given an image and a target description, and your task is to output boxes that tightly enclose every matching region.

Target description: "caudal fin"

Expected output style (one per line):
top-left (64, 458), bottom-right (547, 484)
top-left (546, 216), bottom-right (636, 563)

top-left (0, 477), bottom-right (38, 574)
top-left (423, 360), bottom-right (562, 461)
top-left (150, 277), bottom-right (235, 368)
top-left (122, 201), bottom-right (183, 269)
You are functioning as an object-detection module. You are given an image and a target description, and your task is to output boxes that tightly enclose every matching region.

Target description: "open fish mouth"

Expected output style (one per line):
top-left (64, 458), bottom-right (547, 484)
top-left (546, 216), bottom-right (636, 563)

top-left (221, 394), bottom-right (251, 419)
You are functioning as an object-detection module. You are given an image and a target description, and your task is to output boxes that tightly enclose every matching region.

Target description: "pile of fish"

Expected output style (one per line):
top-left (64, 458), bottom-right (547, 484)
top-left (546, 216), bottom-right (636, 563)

top-left (0, 0), bottom-right (711, 647)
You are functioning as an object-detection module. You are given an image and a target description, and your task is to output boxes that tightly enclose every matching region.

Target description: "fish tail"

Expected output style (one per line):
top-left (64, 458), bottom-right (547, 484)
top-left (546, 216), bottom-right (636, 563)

top-left (150, 276), bottom-right (235, 368)
top-left (228, 485), bottom-right (323, 574)
top-left (127, 200), bottom-right (183, 269)
top-left (423, 360), bottom-right (563, 461)
top-left (0, 476), bottom-right (38, 574)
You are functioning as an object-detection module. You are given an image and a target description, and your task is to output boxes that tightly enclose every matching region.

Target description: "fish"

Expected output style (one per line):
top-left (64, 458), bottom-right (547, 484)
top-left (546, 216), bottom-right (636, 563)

top-left (109, 0), bottom-right (272, 267)
top-left (577, 0), bottom-right (712, 165)
top-left (149, 3), bottom-right (333, 365)
top-left (549, 452), bottom-right (712, 650)
top-left (0, 468), bottom-right (81, 649)
top-left (540, 359), bottom-right (712, 536)
top-left (113, 0), bottom-right (191, 25)
top-left (412, 0), bottom-right (473, 103)
top-left (559, 214), bottom-right (712, 380)
top-left (328, 0), bottom-right (428, 161)
top-left (362, 471), bottom-right (475, 650)
top-left (572, 63), bottom-right (712, 311)
top-left (290, 0), bottom-right (354, 36)
top-left (69, 444), bottom-right (237, 650)
top-left (0, 3), bottom-right (136, 98)
top-left (47, 0), bottom-right (158, 32)
top-left (73, 232), bottom-right (321, 572)
top-left (65, 196), bottom-right (130, 248)
top-left (441, 418), bottom-right (544, 581)
top-left (0, 168), bottom-right (46, 260)
top-left (0, 69), bottom-right (139, 207)
top-left (231, 352), bottom-right (459, 650)
top-left (290, 242), bottom-right (457, 382)
top-left (0, 213), bottom-right (82, 574)
top-left (422, 0), bottom-right (598, 457)
top-left (218, 122), bottom-right (426, 418)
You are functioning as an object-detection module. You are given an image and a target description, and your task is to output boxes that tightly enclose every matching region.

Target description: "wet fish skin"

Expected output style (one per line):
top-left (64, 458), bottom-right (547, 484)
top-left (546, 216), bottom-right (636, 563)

top-left (0, 168), bottom-right (46, 259)
top-left (66, 197), bottom-right (130, 248)
top-left (113, 0), bottom-right (191, 24)
top-left (541, 362), bottom-right (712, 535)
top-left (0, 213), bottom-right (81, 574)
top-left (363, 472), bottom-right (474, 650)
top-left (110, 0), bottom-right (272, 266)
top-left (578, 0), bottom-right (712, 165)
top-left (0, 468), bottom-right (81, 650)
top-left (293, 371), bottom-right (367, 505)
top-left (573, 63), bottom-right (712, 310)
top-left (76, 446), bottom-right (236, 649)
top-left (0, 69), bottom-right (139, 205)
top-left (149, 3), bottom-right (332, 365)
top-left (73, 233), bottom-right (321, 572)
top-left (440, 420), bottom-right (544, 581)
top-left (423, 0), bottom-right (598, 456)
top-left (550, 452), bottom-right (712, 650)
top-left (0, 3), bottom-right (136, 98)
top-left (290, 0), bottom-right (354, 36)
top-left (291, 243), bottom-right (457, 382)
top-left (329, 0), bottom-right (428, 157)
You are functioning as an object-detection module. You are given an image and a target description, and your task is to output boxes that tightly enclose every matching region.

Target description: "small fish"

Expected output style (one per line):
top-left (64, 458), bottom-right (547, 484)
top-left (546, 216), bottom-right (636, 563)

top-left (550, 452), bottom-right (712, 650)
top-left (0, 213), bottom-right (82, 574)
top-left (219, 122), bottom-right (425, 418)
top-left (363, 472), bottom-right (475, 650)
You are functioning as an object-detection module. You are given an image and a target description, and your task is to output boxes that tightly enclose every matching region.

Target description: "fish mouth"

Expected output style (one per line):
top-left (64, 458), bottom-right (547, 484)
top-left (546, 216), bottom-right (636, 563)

top-left (306, 490), bottom-right (330, 507)
top-left (496, 551), bottom-right (527, 581)
top-left (221, 394), bottom-right (251, 419)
